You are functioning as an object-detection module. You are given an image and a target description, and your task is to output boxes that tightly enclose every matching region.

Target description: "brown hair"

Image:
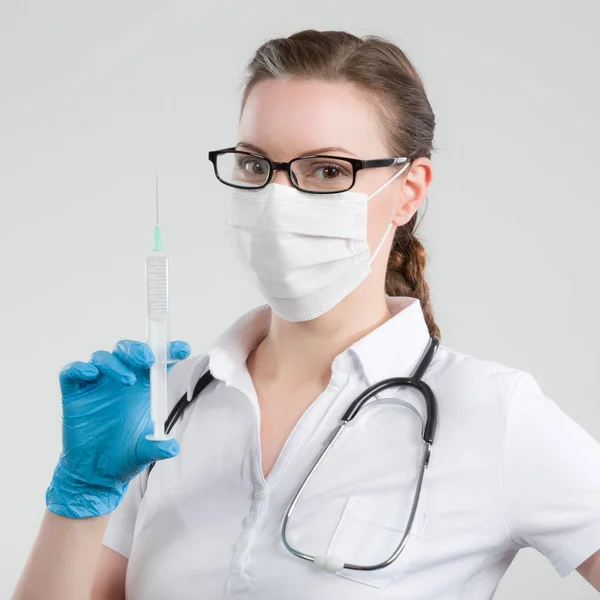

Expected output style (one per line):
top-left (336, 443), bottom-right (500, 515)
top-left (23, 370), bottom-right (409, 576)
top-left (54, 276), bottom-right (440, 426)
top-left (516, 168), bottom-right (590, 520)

top-left (239, 29), bottom-right (440, 339)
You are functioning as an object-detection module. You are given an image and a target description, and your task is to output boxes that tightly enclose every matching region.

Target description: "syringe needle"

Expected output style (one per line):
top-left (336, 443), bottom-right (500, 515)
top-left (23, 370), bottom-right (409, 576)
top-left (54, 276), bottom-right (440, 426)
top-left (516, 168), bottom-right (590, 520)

top-left (153, 174), bottom-right (163, 252)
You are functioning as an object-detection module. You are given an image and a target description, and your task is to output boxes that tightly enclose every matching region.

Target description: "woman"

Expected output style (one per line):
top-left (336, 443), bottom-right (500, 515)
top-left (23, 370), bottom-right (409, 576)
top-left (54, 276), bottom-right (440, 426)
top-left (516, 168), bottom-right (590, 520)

top-left (13, 29), bottom-right (600, 600)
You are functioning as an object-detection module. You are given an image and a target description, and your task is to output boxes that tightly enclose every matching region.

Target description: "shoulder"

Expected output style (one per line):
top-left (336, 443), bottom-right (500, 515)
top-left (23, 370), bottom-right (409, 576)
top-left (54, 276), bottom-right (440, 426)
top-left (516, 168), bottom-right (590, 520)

top-left (430, 342), bottom-right (541, 412)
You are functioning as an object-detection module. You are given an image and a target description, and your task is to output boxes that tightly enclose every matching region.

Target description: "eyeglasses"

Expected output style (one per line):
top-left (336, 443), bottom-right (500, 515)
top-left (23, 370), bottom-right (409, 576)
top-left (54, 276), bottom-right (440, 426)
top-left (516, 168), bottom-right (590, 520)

top-left (207, 147), bottom-right (411, 194)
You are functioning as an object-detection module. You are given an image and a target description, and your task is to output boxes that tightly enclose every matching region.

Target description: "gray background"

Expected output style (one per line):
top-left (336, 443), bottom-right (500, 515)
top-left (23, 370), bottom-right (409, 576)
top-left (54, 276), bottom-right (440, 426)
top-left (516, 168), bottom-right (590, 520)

top-left (1, 0), bottom-right (598, 597)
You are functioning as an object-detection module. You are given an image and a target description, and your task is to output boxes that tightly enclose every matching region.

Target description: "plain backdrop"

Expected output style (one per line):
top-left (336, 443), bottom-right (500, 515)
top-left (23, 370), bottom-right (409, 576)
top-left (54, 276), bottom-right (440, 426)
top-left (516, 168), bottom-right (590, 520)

top-left (1, 0), bottom-right (599, 598)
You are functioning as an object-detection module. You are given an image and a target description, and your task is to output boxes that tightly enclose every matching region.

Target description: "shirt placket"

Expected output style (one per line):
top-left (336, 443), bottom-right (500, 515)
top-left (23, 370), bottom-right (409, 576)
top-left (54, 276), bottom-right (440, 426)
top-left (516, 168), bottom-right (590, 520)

top-left (226, 354), bottom-right (354, 595)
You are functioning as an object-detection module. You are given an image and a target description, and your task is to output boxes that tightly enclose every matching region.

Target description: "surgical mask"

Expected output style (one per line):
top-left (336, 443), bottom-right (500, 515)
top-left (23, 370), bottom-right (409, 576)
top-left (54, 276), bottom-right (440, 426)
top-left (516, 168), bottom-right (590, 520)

top-left (223, 162), bottom-right (410, 322)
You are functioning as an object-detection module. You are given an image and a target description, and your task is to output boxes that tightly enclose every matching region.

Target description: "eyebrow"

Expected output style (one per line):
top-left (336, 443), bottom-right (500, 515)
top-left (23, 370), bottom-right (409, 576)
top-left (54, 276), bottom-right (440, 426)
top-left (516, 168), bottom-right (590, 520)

top-left (236, 141), bottom-right (358, 158)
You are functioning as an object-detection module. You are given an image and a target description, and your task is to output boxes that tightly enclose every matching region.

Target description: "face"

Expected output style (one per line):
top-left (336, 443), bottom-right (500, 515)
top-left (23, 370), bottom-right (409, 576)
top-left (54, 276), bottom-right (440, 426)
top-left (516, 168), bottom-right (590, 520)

top-left (237, 77), bottom-right (432, 283)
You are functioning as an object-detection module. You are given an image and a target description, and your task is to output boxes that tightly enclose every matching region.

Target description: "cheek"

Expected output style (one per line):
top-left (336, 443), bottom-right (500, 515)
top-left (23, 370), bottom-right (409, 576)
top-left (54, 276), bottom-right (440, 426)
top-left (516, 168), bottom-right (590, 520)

top-left (366, 190), bottom-right (396, 250)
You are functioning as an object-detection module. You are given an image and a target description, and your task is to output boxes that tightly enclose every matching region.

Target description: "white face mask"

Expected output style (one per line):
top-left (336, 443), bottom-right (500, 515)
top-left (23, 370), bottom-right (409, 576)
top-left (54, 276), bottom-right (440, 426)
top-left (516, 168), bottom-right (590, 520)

top-left (223, 161), bottom-right (410, 322)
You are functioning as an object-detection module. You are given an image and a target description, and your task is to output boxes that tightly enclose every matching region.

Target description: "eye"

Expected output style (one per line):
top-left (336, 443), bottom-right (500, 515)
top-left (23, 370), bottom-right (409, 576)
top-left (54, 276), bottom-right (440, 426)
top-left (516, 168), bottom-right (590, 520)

top-left (316, 164), bottom-right (341, 179)
top-left (309, 162), bottom-right (352, 179)
top-left (240, 158), bottom-right (267, 176)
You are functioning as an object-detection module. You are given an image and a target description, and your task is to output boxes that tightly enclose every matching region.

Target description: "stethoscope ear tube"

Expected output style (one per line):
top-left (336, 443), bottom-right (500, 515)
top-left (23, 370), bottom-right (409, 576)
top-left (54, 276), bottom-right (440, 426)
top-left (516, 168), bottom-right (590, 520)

top-left (148, 370), bottom-right (215, 476)
top-left (341, 377), bottom-right (437, 444)
top-left (341, 336), bottom-right (439, 443)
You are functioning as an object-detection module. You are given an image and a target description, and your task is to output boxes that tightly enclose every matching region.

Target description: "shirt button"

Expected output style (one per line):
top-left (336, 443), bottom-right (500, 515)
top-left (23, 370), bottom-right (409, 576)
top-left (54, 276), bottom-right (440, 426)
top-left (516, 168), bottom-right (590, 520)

top-left (229, 576), bottom-right (251, 593)
top-left (239, 529), bottom-right (251, 545)
top-left (253, 487), bottom-right (266, 499)
top-left (244, 512), bottom-right (258, 526)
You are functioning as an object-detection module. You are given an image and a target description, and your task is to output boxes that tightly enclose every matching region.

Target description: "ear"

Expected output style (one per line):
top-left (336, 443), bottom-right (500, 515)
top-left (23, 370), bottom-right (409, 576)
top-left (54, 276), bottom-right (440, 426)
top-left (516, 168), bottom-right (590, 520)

top-left (391, 157), bottom-right (433, 227)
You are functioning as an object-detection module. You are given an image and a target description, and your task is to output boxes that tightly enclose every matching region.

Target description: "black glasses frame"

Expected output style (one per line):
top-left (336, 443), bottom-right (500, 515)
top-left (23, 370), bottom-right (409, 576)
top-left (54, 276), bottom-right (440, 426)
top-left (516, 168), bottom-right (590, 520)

top-left (207, 147), bottom-right (411, 194)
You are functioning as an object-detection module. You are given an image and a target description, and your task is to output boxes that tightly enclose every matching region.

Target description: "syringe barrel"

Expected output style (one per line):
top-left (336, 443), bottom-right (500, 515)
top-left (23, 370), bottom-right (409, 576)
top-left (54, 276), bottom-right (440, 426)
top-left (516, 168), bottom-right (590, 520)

top-left (146, 254), bottom-right (169, 438)
top-left (148, 317), bottom-right (169, 437)
top-left (146, 254), bottom-right (168, 318)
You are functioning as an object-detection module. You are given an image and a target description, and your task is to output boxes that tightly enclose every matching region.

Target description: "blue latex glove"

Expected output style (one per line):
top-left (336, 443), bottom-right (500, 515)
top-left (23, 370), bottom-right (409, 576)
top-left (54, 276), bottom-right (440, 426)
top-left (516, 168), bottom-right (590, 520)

top-left (46, 339), bottom-right (191, 519)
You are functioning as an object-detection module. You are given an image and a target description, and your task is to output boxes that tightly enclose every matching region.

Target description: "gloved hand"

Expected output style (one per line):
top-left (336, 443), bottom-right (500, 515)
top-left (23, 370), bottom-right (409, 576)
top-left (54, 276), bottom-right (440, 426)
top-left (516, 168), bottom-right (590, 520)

top-left (46, 339), bottom-right (191, 519)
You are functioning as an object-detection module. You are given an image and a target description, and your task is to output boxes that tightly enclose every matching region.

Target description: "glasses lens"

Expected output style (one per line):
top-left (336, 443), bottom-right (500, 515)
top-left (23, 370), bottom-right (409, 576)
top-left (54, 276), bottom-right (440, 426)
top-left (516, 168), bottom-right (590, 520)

top-left (291, 157), bottom-right (354, 192)
top-left (216, 151), bottom-right (270, 188)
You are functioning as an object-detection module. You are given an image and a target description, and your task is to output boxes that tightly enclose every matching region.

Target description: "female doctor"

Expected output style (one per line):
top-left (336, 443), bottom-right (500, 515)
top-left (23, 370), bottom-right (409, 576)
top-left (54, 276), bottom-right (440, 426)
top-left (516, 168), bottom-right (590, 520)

top-left (13, 29), bottom-right (600, 600)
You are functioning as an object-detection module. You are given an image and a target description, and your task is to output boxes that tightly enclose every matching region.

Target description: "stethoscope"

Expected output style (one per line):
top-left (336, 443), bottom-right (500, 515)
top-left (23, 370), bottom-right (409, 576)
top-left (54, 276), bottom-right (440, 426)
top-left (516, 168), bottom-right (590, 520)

top-left (147, 335), bottom-right (439, 574)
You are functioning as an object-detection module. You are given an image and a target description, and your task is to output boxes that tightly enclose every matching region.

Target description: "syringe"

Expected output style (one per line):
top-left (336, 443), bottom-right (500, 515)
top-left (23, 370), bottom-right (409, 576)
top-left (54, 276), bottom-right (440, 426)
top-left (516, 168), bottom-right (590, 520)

top-left (145, 174), bottom-right (171, 441)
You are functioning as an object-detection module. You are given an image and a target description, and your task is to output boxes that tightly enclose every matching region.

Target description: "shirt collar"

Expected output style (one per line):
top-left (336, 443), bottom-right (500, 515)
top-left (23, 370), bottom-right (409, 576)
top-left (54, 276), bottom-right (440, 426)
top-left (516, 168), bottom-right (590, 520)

top-left (187, 296), bottom-right (432, 399)
top-left (344, 296), bottom-right (432, 385)
top-left (186, 304), bottom-right (270, 400)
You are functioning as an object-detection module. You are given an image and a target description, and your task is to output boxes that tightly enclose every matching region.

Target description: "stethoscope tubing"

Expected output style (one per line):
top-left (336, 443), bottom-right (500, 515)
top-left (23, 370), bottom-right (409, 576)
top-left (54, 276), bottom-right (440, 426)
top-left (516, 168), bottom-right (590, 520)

top-left (281, 335), bottom-right (439, 571)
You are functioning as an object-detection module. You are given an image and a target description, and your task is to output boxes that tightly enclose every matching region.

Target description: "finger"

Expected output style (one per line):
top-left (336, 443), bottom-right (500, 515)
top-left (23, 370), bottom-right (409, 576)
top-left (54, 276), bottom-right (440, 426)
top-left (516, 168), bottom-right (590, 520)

top-left (113, 340), bottom-right (155, 370)
top-left (169, 341), bottom-right (191, 361)
top-left (136, 435), bottom-right (180, 465)
top-left (90, 350), bottom-right (137, 386)
top-left (59, 361), bottom-right (100, 396)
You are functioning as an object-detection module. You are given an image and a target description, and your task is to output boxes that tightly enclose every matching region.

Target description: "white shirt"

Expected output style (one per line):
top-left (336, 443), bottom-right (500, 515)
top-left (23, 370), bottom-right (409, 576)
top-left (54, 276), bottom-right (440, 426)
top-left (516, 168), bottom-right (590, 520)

top-left (103, 296), bottom-right (600, 600)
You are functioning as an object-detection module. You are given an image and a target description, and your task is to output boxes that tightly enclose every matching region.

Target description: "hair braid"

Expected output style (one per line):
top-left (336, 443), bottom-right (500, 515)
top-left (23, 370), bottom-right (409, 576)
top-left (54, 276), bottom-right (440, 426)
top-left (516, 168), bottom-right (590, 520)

top-left (385, 210), bottom-right (440, 339)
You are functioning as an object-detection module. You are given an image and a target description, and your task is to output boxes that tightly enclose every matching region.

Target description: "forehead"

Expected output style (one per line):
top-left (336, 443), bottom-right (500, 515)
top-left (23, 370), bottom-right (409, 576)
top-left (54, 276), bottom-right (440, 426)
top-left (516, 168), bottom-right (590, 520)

top-left (238, 78), bottom-right (387, 159)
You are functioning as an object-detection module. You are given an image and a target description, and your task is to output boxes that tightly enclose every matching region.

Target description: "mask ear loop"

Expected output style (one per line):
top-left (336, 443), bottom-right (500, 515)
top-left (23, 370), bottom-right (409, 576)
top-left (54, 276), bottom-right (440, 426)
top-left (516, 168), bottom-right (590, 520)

top-left (368, 161), bottom-right (411, 265)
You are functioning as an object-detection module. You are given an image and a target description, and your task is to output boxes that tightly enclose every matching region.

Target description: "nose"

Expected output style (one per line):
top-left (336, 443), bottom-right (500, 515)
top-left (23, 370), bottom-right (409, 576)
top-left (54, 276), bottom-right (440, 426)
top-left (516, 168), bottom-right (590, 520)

top-left (271, 168), bottom-right (295, 187)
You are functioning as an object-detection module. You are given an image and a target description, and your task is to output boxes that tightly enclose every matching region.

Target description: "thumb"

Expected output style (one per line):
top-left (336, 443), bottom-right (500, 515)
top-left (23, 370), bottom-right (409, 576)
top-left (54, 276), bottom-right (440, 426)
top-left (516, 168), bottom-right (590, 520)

top-left (136, 435), bottom-right (180, 466)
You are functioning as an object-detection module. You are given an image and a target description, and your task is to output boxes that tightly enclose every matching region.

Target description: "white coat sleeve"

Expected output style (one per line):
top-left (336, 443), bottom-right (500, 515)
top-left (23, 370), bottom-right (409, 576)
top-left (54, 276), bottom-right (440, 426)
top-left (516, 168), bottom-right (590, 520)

top-left (102, 471), bottom-right (145, 559)
top-left (502, 371), bottom-right (600, 577)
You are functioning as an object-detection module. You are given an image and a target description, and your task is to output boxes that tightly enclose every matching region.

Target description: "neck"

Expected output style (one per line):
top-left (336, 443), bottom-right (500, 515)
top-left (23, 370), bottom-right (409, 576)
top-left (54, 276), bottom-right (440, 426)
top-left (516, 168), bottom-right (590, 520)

top-left (249, 285), bottom-right (392, 387)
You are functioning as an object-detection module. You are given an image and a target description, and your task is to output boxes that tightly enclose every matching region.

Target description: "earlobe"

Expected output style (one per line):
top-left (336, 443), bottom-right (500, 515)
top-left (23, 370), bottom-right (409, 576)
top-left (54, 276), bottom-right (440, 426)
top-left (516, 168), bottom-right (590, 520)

top-left (391, 195), bottom-right (416, 227)
top-left (392, 187), bottom-right (426, 228)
